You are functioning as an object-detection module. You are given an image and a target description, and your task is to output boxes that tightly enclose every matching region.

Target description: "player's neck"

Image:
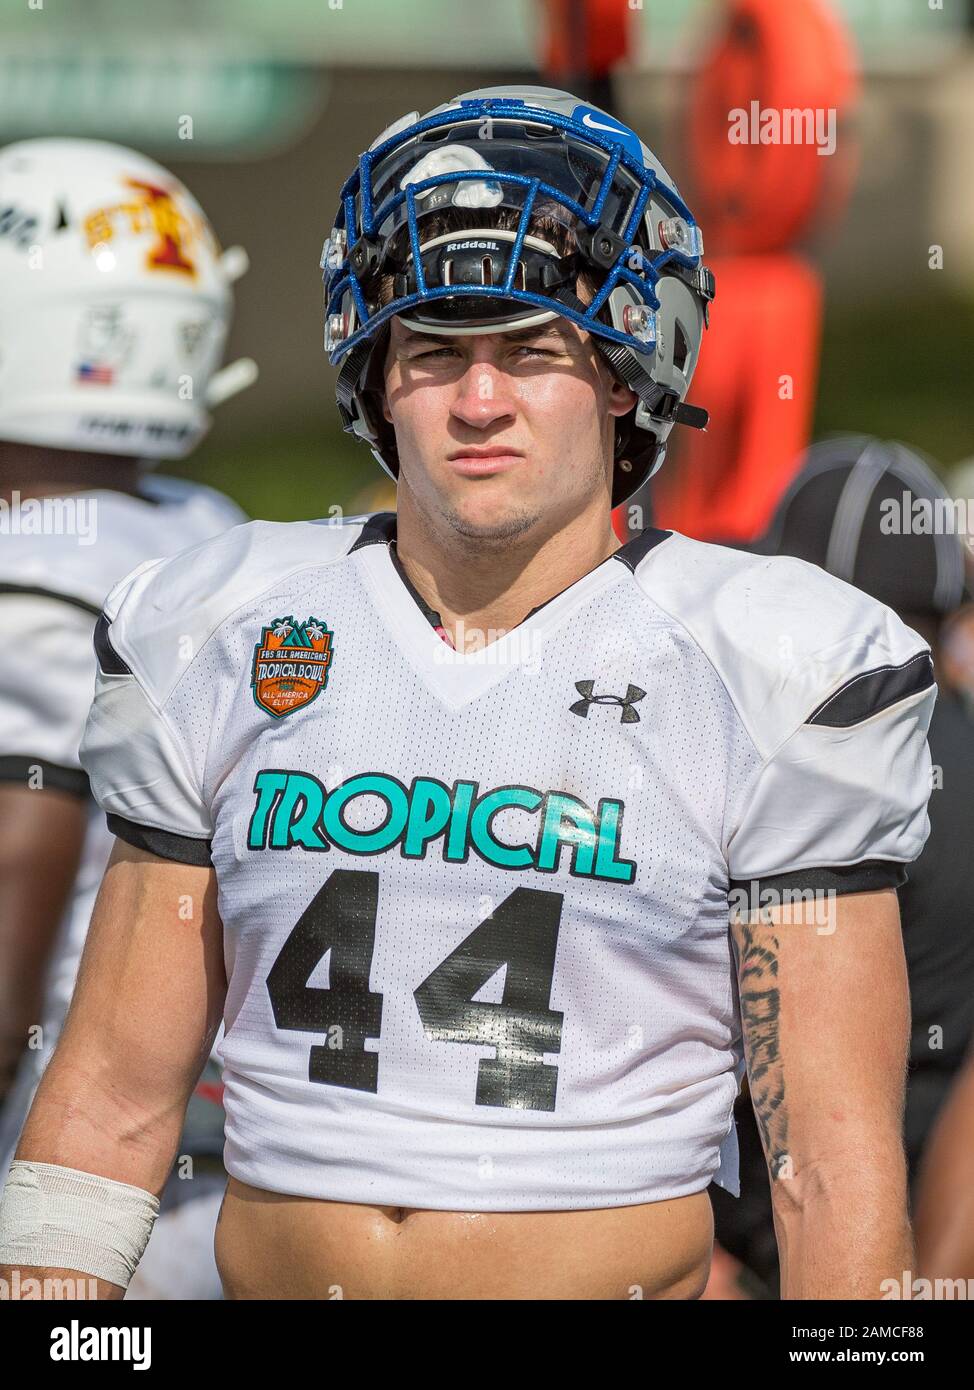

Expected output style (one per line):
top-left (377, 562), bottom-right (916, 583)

top-left (0, 444), bottom-right (143, 503)
top-left (393, 491), bottom-right (620, 650)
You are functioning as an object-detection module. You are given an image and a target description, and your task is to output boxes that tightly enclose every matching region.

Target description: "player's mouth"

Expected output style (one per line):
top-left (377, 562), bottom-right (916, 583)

top-left (446, 447), bottom-right (525, 477)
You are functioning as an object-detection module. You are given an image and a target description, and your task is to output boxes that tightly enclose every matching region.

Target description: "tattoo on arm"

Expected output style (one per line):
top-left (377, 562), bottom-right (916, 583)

top-left (734, 921), bottom-right (788, 1179)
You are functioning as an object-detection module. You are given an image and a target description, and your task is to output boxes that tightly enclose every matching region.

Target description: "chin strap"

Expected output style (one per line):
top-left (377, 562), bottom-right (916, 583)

top-left (593, 332), bottom-right (709, 430)
top-left (548, 286), bottom-right (708, 505)
top-left (336, 340), bottom-right (373, 430)
top-left (551, 286), bottom-right (709, 432)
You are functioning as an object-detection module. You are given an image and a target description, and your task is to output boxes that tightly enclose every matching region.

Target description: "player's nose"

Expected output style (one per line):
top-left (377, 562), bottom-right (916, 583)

top-left (449, 362), bottom-right (518, 428)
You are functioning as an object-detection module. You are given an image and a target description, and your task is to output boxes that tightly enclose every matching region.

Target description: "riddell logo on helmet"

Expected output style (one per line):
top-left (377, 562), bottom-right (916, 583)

top-left (83, 179), bottom-right (203, 277)
top-left (446, 240), bottom-right (501, 252)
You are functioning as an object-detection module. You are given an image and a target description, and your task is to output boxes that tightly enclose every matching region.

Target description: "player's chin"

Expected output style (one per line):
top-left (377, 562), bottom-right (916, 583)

top-left (441, 480), bottom-right (542, 542)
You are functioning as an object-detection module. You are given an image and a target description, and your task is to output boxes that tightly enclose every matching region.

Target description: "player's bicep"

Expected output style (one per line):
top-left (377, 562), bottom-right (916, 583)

top-left (0, 783), bottom-right (87, 1089)
top-left (55, 839), bottom-right (225, 1109)
top-left (731, 889), bottom-right (909, 1188)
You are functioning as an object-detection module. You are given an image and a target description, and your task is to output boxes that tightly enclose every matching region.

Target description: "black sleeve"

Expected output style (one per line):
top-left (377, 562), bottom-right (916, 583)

top-left (107, 814), bottom-right (213, 866)
top-left (0, 755), bottom-right (90, 798)
top-left (729, 860), bottom-right (907, 911)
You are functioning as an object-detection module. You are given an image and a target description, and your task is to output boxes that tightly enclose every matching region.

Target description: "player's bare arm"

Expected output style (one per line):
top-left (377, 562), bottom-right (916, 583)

top-left (0, 784), bottom-right (86, 1101)
top-left (913, 1043), bottom-right (974, 1281)
top-left (732, 889), bottom-right (913, 1299)
top-left (0, 842), bottom-right (225, 1296)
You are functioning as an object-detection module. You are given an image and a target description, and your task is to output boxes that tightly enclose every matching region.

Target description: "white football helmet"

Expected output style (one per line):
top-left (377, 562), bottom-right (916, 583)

top-left (0, 137), bottom-right (256, 459)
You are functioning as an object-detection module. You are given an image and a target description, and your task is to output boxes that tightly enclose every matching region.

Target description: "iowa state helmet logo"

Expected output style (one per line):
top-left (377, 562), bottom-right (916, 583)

top-left (251, 616), bottom-right (333, 719)
top-left (84, 178), bottom-right (205, 277)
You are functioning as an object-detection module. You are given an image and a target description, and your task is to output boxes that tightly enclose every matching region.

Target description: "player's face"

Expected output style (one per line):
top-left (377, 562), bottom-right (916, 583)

top-left (381, 316), bottom-right (636, 542)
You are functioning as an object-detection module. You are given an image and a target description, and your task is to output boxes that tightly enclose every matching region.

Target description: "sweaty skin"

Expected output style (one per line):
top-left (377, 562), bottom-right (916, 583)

top-left (214, 1182), bottom-right (714, 1300)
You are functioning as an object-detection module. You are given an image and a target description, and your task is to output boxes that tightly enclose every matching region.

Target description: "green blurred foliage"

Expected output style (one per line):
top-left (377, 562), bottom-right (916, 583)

top-left (171, 417), bottom-right (376, 521)
top-left (813, 291), bottom-right (974, 468)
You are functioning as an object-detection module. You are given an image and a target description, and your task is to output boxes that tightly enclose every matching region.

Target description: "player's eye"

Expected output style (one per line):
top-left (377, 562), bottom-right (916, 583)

top-left (414, 347), bottom-right (458, 360)
top-left (514, 345), bottom-right (557, 358)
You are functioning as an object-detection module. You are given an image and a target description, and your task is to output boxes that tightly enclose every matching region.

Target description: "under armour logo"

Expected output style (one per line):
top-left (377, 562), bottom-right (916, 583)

top-left (570, 680), bottom-right (646, 724)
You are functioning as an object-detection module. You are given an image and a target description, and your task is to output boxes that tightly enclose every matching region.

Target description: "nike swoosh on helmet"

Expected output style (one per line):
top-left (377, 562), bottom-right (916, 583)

top-left (580, 112), bottom-right (631, 136)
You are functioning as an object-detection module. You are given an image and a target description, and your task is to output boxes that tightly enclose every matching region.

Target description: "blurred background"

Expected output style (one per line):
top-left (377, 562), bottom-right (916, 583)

top-left (3, 0), bottom-right (972, 523)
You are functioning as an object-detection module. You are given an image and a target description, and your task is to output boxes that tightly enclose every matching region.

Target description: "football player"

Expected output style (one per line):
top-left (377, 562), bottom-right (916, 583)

top-left (0, 90), bottom-right (935, 1300)
top-left (0, 138), bottom-right (254, 1297)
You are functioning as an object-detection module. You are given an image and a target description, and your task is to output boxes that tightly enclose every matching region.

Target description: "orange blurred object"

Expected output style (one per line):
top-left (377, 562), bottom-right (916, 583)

top-left (540, 0), bottom-right (633, 80)
top-left (684, 0), bottom-right (860, 254)
top-left (652, 254), bottom-right (822, 542)
top-left (642, 0), bottom-right (860, 543)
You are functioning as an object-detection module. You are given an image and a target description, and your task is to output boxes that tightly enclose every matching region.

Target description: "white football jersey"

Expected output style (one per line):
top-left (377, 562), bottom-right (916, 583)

top-left (0, 474), bottom-right (244, 1167)
top-left (79, 513), bottom-right (936, 1211)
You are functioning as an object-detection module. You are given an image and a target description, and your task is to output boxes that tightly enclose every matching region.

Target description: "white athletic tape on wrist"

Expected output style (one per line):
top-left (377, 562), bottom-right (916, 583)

top-left (0, 1160), bottom-right (160, 1288)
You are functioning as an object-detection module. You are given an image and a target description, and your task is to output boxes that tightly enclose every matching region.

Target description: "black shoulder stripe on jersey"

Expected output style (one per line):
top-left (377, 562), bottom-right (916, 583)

top-left (806, 651), bottom-right (935, 728)
top-left (0, 755), bottom-right (89, 798)
top-left (0, 582), bottom-right (101, 617)
top-left (729, 859), bottom-right (908, 902)
top-left (108, 813), bottom-right (213, 866)
top-left (611, 527), bottom-right (672, 572)
top-left (348, 511), bottom-right (397, 551)
top-left (94, 612), bottom-right (132, 676)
